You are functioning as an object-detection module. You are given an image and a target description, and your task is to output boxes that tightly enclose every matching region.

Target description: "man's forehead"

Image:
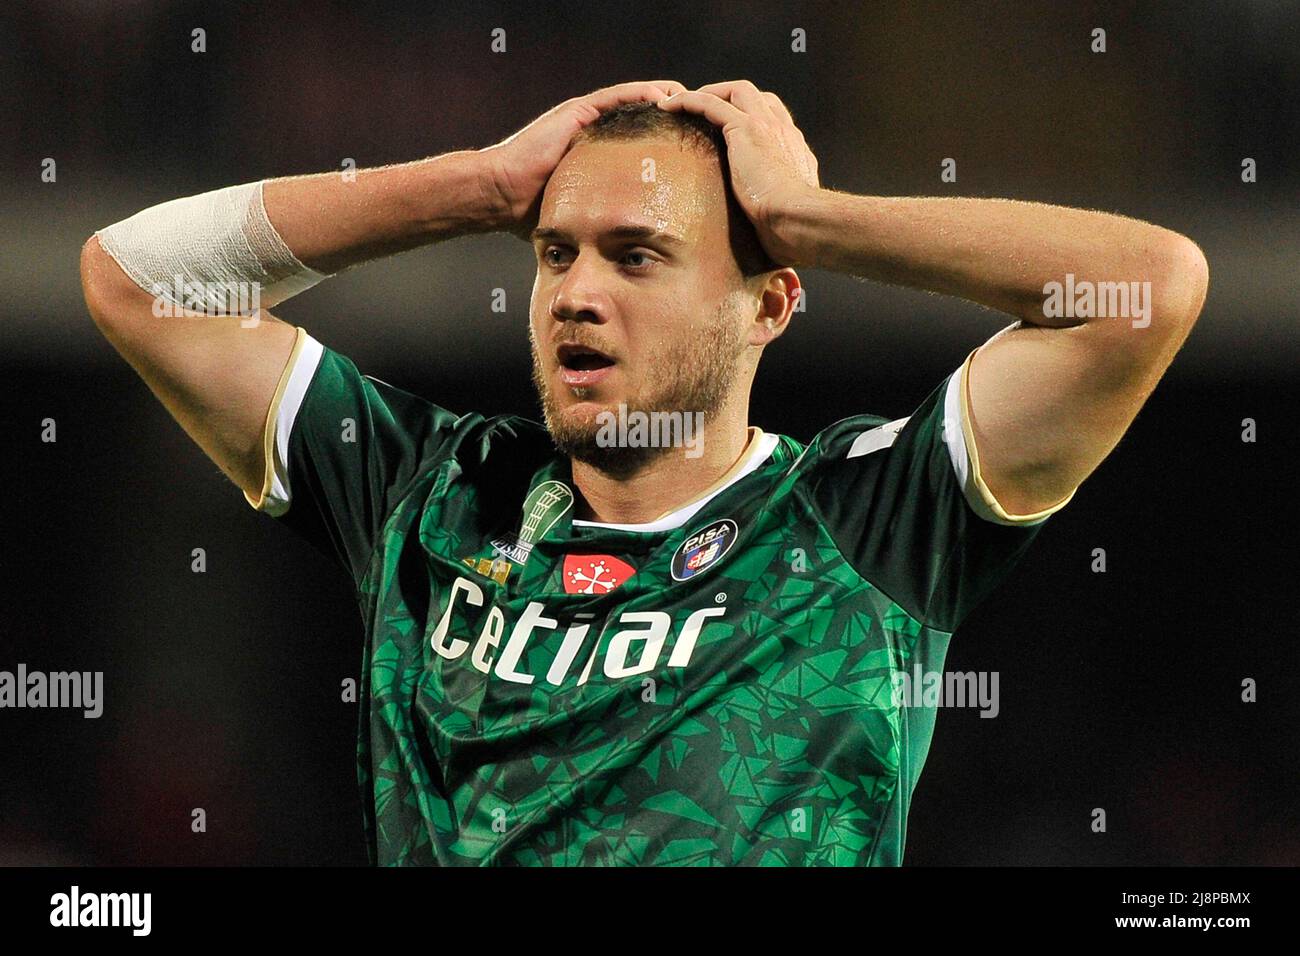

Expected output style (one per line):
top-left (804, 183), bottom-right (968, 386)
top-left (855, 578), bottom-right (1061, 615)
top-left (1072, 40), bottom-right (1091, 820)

top-left (540, 138), bottom-right (723, 240)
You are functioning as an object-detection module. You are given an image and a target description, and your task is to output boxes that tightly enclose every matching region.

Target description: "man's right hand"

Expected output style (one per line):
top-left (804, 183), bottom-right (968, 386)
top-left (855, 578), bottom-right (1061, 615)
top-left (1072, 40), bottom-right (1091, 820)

top-left (479, 80), bottom-right (687, 240)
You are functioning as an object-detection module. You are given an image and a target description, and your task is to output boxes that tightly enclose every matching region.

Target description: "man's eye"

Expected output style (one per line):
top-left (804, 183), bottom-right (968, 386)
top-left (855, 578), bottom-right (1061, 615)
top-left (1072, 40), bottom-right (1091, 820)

top-left (540, 247), bottom-right (655, 271)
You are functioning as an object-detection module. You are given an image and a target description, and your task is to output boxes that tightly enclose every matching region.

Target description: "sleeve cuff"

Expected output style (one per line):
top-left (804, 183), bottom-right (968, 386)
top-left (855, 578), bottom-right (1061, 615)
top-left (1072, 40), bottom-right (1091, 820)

top-left (942, 347), bottom-right (1077, 526)
top-left (243, 327), bottom-right (325, 516)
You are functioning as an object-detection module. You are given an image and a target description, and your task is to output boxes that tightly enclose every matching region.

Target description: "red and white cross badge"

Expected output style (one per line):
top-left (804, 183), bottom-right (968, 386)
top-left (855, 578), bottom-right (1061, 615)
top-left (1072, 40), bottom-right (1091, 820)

top-left (562, 554), bottom-right (636, 594)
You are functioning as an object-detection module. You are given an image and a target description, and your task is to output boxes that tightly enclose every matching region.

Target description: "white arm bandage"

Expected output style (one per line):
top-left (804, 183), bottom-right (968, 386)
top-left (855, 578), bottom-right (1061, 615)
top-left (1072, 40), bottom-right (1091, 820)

top-left (95, 180), bottom-right (330, 314)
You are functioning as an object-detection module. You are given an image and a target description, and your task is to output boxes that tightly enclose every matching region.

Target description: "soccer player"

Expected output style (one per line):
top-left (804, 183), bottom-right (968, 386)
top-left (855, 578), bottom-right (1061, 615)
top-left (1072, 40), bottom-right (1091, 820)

top-left (79, 80), bottom-right (1208, 865)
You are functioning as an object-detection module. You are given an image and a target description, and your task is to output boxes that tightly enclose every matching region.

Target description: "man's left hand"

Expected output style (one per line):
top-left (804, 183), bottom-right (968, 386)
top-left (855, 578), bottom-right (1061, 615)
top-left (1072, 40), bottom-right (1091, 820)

top-left (658, 80), bottom-right (821, 266)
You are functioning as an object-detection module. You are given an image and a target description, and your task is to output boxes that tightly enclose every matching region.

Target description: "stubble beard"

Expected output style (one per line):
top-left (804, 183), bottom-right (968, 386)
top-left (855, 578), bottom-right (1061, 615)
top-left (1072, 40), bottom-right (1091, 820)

top-left (531, 300), bottom-right (749, 478)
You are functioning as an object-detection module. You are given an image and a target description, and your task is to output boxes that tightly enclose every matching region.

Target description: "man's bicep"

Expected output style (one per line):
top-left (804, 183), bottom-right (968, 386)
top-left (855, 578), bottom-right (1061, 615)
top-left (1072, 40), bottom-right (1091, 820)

top-left (81, 235), bottom-right (298, 496)
top-left (966, 317), bottom-right (1187, 515)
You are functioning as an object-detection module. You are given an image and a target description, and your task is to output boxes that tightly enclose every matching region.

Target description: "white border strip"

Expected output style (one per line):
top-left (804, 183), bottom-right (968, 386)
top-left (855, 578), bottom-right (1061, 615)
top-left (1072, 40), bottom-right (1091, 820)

top-left (246, 332), bottom-right (324, 516)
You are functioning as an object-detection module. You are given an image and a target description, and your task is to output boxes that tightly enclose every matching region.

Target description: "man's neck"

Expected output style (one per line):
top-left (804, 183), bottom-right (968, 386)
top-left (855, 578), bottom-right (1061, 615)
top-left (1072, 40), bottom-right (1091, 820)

top-left (570, 417), bottom-right (754, 525)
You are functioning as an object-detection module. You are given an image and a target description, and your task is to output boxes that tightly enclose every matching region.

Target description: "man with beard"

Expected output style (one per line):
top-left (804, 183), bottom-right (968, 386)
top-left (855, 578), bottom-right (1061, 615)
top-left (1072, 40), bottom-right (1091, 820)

top-left (80, 80), bottom-right (1207, 865)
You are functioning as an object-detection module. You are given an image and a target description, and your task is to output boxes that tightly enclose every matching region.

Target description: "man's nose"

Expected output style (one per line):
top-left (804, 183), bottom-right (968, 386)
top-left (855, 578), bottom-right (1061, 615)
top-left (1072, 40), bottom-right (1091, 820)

top-left (550, 253), bottom-right (609, 324)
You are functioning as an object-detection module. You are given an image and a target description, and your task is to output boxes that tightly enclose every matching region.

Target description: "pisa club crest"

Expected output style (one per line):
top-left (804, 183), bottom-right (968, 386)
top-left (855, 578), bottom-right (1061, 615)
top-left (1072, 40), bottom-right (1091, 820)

top-left (671, 519), bottom-right (738, 581)
top-left (563, 554), bottom-right (636, 595)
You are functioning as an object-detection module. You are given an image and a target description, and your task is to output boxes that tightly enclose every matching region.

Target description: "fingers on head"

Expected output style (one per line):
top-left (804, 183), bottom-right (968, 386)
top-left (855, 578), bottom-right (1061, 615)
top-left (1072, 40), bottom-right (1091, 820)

top-left (583, 80), bottom-right (687, 112)
top-left (763, 92), bottom-right (794, 124)
top-left (651, 79), bottom-right (689, 96)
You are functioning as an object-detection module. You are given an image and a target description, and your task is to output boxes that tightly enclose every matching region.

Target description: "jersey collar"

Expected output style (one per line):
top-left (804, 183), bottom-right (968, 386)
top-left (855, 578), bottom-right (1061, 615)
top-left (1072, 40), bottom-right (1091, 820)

top-left (571, 426), bottom-right (779, 533)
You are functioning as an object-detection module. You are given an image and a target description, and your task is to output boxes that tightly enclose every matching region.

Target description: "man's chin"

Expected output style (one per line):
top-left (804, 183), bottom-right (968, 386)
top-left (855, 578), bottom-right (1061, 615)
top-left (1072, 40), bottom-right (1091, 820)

top-left (549, 398), bottom-right (613, 434)
top-left (560, 436), bottom-right (663, 477)
top-left (545, 404), bottom-right (664, 476)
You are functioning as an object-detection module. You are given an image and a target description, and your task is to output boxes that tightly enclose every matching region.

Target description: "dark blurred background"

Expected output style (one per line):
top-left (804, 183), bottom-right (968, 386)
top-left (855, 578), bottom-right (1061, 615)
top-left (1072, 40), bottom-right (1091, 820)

top-left (1, 0), bottom-right (1296, 865)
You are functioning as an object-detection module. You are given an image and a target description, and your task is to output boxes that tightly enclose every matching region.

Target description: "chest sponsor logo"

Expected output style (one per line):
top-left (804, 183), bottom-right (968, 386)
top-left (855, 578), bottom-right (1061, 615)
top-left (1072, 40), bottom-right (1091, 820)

top-left (428, 575), bottom-right (727, 686)
top-left (563, 554), bottom-right (635, 594)
top-left (671, 518), bottom-right (738, 581)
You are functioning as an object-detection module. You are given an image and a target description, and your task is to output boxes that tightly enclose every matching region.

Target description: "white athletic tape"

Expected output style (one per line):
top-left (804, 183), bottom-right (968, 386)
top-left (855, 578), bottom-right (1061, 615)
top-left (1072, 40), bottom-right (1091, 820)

top-left (95, 180), bottom-right (329, 314)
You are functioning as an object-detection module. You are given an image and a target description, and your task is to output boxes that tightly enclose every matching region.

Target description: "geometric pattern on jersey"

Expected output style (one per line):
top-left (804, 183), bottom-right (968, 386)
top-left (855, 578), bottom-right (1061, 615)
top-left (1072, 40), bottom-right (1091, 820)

top-left (260, 337), bottom-right (1054, 865)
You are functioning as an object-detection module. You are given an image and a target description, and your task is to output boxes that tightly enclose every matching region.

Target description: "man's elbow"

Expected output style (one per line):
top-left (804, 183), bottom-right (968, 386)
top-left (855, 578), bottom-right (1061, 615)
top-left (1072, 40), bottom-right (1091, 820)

top-left (1151, 233), bottom-right (1209, 331)
top-left (80, 235), bottom-right (111, 326)
top-left (80, 234), bottom-right (136, 332)
top-left (1082, 234), bottom-right (1207, 389)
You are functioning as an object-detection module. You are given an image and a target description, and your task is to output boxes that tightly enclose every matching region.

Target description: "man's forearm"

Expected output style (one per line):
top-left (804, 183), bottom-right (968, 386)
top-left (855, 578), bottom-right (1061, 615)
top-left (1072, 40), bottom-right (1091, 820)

top-left (773, 191), bottom-right (1207, 328)
top-left (262, 149), bottom-right (506, 275)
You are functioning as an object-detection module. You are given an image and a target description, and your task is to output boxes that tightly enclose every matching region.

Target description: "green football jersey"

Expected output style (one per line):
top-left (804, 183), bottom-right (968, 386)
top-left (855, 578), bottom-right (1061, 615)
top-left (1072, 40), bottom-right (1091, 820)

top-left (246, 327), bottom-right (1072, 866)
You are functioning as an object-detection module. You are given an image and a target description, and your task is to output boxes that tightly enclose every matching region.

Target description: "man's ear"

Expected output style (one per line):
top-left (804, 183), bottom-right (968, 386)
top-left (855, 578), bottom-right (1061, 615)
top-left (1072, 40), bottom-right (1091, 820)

top-left (749, 268), bottom-right (800, 346)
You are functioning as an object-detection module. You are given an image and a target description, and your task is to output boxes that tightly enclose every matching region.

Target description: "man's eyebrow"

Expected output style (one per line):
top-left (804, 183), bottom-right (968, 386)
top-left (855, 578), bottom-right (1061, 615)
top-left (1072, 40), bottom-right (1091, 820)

top-left (530, 225), bottom-right (686, 246)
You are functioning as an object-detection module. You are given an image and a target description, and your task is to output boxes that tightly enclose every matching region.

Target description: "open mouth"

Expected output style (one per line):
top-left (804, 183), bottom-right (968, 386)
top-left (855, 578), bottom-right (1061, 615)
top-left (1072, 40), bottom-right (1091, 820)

top-left (556, 343), bottom-right (616, 372)
top-left (555, 342), bottom-right (617, 389)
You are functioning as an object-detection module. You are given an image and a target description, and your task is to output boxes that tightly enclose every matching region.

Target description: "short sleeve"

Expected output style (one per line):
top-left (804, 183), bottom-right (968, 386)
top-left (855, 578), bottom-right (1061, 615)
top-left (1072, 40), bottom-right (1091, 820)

top-left (806, 350), bottom-right (1076, 632)
top-left (245, 327), bottom-right (467, 584)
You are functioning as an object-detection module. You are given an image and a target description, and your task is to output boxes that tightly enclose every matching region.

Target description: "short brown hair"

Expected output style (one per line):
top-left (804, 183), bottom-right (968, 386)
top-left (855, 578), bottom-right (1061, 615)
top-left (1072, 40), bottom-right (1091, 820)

top-left (569, 102), bottom-right (778, 278)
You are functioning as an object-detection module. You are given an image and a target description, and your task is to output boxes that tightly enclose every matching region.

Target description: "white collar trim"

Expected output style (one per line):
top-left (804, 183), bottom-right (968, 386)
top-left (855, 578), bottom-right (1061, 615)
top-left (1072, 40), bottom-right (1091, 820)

top-left (571, 430), bottom-right (780, 533)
